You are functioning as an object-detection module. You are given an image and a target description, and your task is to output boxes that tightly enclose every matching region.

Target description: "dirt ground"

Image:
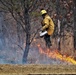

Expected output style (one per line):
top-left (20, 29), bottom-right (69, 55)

top-left (0, 64), bottom-right (76, 75)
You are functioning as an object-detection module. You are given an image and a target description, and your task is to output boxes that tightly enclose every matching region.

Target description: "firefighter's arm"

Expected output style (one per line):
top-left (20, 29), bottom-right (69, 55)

top-left (42, 18), bottom-right (49, 31)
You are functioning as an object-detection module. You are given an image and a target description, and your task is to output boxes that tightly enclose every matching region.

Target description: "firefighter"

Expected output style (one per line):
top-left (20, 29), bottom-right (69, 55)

top-left (40, 9), bottom-right (55, 49)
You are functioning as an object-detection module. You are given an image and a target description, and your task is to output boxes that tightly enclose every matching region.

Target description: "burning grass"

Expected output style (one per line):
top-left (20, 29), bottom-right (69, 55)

top-left (37, 44), bottom-right (76, 65)
top-left (0, 43), bottom-right (76, 75)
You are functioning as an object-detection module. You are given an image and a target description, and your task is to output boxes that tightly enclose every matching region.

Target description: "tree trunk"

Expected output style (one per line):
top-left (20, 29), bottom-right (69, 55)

top-left (56, 0), bottom-right (61, 50)
top-left (22, 7), bottom-right (31, 63)
top-left (73, 0), bottom-right (76, 50)
top-left (16, 21), bottom-right (24, 46)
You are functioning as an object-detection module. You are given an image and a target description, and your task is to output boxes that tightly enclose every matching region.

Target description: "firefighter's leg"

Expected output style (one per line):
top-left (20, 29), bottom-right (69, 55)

top-left (44, 34), bottom-right (48, 47)
top-left (47, 35), bottom-right (52, 48)
top-left (44, 34), bottom-right (52, 49)
top-left (48, 36), bottom-right (53, 50)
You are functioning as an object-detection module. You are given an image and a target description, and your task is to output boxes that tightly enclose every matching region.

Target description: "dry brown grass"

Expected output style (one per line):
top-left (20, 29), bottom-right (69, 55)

top-left (0, 64), bottom-right (76, 75)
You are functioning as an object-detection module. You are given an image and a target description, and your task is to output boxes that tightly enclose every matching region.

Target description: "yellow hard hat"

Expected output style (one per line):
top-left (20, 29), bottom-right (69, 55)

top-left (41, 10), bottom-right (47, 15)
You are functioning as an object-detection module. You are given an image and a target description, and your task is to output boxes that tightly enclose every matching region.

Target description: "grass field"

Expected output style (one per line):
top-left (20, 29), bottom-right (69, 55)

top-left (0, 64), bottom-right (76, 75)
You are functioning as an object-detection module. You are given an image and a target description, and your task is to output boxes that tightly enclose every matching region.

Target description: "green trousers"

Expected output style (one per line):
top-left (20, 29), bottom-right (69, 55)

top-left (44, 34), bottom-right (52, 48)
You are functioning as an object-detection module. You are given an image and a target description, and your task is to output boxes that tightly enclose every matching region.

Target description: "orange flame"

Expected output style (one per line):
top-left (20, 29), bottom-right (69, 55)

top-left (37, 45), bottom-right (76, 65)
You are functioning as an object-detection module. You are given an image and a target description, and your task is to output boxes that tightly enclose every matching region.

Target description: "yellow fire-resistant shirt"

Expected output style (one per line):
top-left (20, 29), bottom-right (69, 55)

top-left (41, 15), bottom-right (54, 35)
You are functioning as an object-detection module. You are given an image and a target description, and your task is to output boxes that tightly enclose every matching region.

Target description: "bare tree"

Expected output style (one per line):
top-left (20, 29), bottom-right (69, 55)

top-left (56, 0), bottom-right (61, 50)
top-left (0, 0), bottom-right (75, 64)
top-left (73, 0), bottom-right (76, 50)
top-left (0, 0), bottom-right (39, 63)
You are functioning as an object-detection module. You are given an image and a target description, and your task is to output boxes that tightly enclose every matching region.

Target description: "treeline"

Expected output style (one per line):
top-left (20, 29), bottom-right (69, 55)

top-left (0, 0), bottom-right (76, 63)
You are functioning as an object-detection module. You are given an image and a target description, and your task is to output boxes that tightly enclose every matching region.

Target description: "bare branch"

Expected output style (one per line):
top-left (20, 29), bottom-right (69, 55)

top-left (29, 0), bottom-right (37, 9)
top-left (17, 12), bottom-right (25, 25)
top-left (9, 10), bottom-right (26, 32)
top-left (0, 0), bottom-right (11, 10)
top-left (30, 27), bottom-right (41, 44)
top-left (29, 0), bottom-right (39, 12)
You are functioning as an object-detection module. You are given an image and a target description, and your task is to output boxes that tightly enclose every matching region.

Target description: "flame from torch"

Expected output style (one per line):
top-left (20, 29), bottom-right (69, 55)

top-left (37, 44), bottom-right (76, 65)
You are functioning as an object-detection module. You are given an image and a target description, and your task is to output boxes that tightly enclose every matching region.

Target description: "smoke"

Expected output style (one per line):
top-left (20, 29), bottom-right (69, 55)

top-left (0, 38), bottom-right (70, 65)
top-left (0, 12), bottom-right (73, 65)
top-left (26, 46), bottom-right (69, 65)
top-left (0, 12), bottom-right (23, 64)
top-left (0, 43), bottom-right (23, 64)
top-left (0, 39), bottom-right (3, 50)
